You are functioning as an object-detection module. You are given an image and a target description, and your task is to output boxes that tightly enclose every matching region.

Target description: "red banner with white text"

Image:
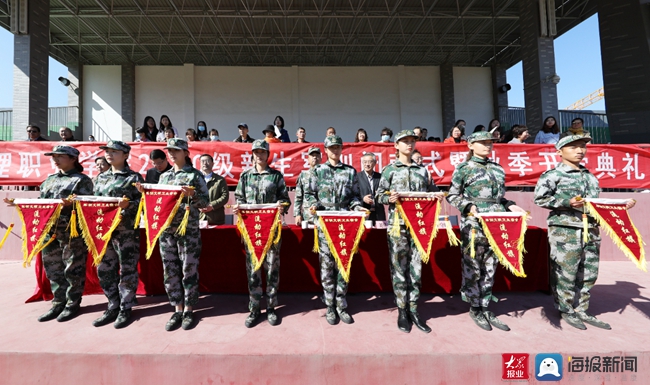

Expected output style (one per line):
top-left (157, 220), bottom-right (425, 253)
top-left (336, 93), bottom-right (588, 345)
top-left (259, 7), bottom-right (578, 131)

top-left (1, 141), bottom-right (650, 188)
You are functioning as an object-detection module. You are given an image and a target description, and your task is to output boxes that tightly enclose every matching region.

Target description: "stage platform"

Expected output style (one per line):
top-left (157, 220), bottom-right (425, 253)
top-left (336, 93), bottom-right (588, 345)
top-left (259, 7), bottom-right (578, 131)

top-left (0, 260), bottom-right (649, 385)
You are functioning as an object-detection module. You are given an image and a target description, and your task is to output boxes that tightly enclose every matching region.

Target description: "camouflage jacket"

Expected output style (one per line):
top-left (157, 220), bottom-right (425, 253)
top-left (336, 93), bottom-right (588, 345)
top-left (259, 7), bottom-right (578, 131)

top-left (40, 169), bottom-right (94, 226)
top-left (376, 160), bottom-right (439, 226)
top-left (534, 162), bottom-right (600, 228)
top-left (235, 166), bottom-right (290, 214)
top-left (446, 156), bottom-right (515, 219)
top-left (93, 166), bottom-right (144, 231)
top-left (158, 165), bottom-right (209, 229)
top-left (293, 168), bottom-right (317, 221)
top-left (306, 161), bottom-right (362, 212)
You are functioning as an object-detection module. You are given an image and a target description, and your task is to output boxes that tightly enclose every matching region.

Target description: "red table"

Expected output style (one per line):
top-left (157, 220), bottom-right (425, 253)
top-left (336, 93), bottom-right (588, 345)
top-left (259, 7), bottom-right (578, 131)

top-left (27, 226), bottom-right (549, 302)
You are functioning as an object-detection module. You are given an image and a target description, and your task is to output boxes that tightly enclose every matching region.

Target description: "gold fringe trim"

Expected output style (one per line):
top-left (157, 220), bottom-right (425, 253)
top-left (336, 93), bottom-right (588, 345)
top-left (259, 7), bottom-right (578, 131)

top-left (237, 208), bottom-right (283, 272)
top-left (144, 193), bottom-right (184, 259)
top-left (478, 216), bottom-right (527, 278)
top-left (16, 204), bottom-right (63, 267)
top-left (75, 201), bottom-right (123, 266)
top-left (133, 198), bottom-right (144, 229)
top-left (445, 217), bottom-right (461, 246)
top-left (176, 206), bottom-right (191, 236)
top-left (389, 205), bottom-right (401, 238)
top-left (0, 223), bottom-right (14, 251)
top-left (469, 229), bottom-right (476, 259)
top-left (582, 213), bottom-right (589, 244)
top-left (69, 209), bottom-right (79, 238)
top-left (317, 216), bottom-right (364, 282)
top-left (394, 199), bottom-right (441, 264)
top-left (585, 202), bottom-right (647, 272)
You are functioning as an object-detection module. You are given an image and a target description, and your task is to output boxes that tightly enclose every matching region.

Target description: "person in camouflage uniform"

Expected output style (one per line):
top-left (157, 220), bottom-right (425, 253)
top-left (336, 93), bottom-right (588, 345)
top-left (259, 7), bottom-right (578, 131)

top-left (294, 146), bottom-right (321, 225)
top-left (140, 138), bottom-right (209, 331)
top-left (33, 146), bottom-right (93, 322)
top-left (376, 130), bottom-right (444, 333)
top-left (446, 131), bottom-right (527, 332)
top-left (534, 133), bottom-right (635, 330)
top-left (92, 140), bottom-right (143, 329)
top-left (234, 139), bottom-right (291, 328)
top-left (305, 135), bottom-right (363, 325)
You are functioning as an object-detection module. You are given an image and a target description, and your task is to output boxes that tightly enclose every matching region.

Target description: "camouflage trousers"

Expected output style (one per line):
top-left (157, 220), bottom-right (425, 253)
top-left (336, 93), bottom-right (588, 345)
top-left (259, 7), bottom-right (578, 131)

top-left (317, 229), bottom-right (348, 310)
top-left (245, 237), bottom-right (281, 311)
top-left (460, 219), bottom-right (497, 308)
top-left (548, 225), bottom-right (600, 314)
top-left (387, 226), bottom-right (422, 312)
top-left (159, 226), bottom-right (202, 307)
top-left (97, 229), bottom-right (140, 311)
top-left (41, 223), bottom-right (88, 308)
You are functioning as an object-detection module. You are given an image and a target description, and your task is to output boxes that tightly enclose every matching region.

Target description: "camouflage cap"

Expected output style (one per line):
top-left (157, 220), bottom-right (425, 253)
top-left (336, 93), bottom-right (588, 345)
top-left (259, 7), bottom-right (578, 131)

top-left (44, 145), bottom-right (79, 157)
top-left (164, 138), bottom-right (189, 151)
top-left (251, 139), bottom-right (270, 152)
top-left (307, 146), bottom-right (321, 155)
top-left (100, 140), bottom-right (131, 153)
top-left (466, 131), bottom-right (499, 143)
top-left (324, 135), bottom-right (343, 147)
top-left (555, 133), bottom-right (592, 150)
top-left (394, 129), bottom-right (419, 142)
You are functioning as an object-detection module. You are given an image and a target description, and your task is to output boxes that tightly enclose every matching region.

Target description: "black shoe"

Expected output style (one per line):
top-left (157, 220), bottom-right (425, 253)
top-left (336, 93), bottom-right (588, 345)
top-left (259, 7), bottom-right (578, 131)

top-left (337, 309), bottom-right (354, 324)
top-left (267, 308), bottom-right (278, 326)
top-left (576, 311), bottom-right (610, 330)
top-left (482, 309), bottom-right (510, 331)
top-left (397, 308), bottom-right (412, 333)
top-left (469, 307), bottom-right (492, 331)
top-left (38, 305), bottom-right (65, 322)
top-left (165, 312), bottom-right (183, 331)
top-left (409, 311), bottom-right (431, 333)
top-left (245, 309), bottom-right (261, 328)
top-left (181, 311), bottom-right (195, 330)
top-left (561, 312), bottom-right (587, 330)
top-left (57, 304), bottom-right (81, 322)
top-left (114, 309), bottom-right (132, 329)
top-left (325, 306), bottom-right (338, 325)
top-left (92, 309), bottom-right (119, 327)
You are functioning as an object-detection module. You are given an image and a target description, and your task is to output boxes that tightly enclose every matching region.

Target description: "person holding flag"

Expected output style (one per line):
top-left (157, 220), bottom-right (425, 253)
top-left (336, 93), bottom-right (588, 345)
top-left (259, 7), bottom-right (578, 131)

top-left (375, 130), bottom-right (445, 333)
top-left (306, 135), bottom-right (363, 326)
top-left (91, 140), bottom-right (143, 329)
top-left (534, 133), bottom-right (635, 330)
top-left (137, 138), bottom-right (209, 331)
top-left (446, 131), bottom-right (527, 332)
top-left (4, 145), bottom-right (93, 322)
top-left (233, 139), bottom-right (290, 328)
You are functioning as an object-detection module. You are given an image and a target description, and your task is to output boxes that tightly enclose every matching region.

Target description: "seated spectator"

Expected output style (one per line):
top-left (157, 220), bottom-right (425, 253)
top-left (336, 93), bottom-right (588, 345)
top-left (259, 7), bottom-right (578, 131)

top-left (156, 115), bottom-right (177, 142)
top-left (59, 126), bottom-right (76, 141)
top-left (198, 154), bottom-right (229, 225)
top-left (430, 137), bottom-right (441, 142)
top-left (95, 156), bottom-right (110, 175)
top-left (142, 116), bottom-right (158, 142)
top-left (509, 125), bottom-right (530, 143)
top-left (145, 149), bottom-right (172, 184)
top-left (164, 127), bottom-right (175, 142)
top-left (355, 128), bottom-right (368, 143)
top-left (534, 116), bottom-right (560, 144)
top-left (26, 125), bottom-right (47, 141)
top-left (293, 127), bottom-right (309, 143)
top-left (569, 117), bottom-right (586, 135)
top-left (411, 150), bottom-right (424, 166)
top-left (473, 125), bottom-right (486, 133)
top-left (186, 128), bottom-right (199, 142)
top-left (209, 129), bottom-right (221, 141)
top-left (326, 127), bottom-right (336, 137)
top-left (88, 135), bottom-right (96, 142)
top-left (196, 121), bottom-right (209, 141)
top-left (488, 119), bottom-right (501, 133)
top-left (274, 116), bottom-right (291, 143)
top-left (234, 123), bottom-right (255, 143)
top-left (263, 125), bottom-right (282, 143)
top-left (135, 127), bottom-right (151, 142)
top-left (379, 127), bottom-right (393, 143)
top-left (413, 127), bottom-right (423, 141)
top-left (443, 126), bottom-right (466, 144)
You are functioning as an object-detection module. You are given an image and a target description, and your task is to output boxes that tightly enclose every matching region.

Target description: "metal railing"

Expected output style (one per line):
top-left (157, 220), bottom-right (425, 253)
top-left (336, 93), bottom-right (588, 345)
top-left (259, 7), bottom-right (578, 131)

top-left (0, 109), bottom-right (11, 141)
top-left (0, 107), bottom-right (79, 141)
top-left (498, 106), bottom-right (610, 144)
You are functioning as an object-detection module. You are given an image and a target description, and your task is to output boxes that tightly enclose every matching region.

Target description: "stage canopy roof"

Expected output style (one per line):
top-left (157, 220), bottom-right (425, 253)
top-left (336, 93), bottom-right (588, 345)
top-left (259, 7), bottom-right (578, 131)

top-left (0, 0), bottom-right (597, 67)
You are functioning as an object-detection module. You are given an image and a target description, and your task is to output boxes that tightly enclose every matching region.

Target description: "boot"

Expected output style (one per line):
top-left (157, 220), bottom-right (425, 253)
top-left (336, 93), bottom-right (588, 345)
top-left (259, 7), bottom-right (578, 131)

top-left (337, 308), bottom-right (354, 324)
top-left (576, 311), bottom-right (610, 330)
top-left (469, 307), bottom-right (491, 331)
top-left (92, 308), bottom-right (119, 327)
top-left (165, 311), bottom-right (183, 331)
top-left (482, 307), bottom-right (510, 331)
top-left (409, 310), bottom-right (431, 333)
top-left (38, 304), bottom-right (65, 322)
top-left (325, 306), bottom-right (338, 325)
top-left (397, 308), bottom-right (412, 333)
top-left (267, 307), bottom-right (279, 326)
top-left (561, 312), bottom-right (587, 330)
top-left (181, 311), bottom-right (195, 330)
top-left (245, 308), bottom-right (261, 328)
top-left (114, 309), bottom-right (132, 329)
top-left (57, 304), bottom-right (81, 322)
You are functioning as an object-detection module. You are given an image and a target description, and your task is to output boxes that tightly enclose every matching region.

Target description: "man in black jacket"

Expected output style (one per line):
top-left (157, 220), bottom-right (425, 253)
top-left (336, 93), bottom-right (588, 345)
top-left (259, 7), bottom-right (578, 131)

top-left (356, 153), bottom-right (385, 222)
top-left (145, 149), bottom-right (172, 184)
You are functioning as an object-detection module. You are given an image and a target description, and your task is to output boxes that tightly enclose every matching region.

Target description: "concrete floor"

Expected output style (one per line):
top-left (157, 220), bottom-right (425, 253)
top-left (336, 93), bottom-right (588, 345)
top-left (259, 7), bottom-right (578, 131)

top-left (0, 260), bottom-right (649, 385)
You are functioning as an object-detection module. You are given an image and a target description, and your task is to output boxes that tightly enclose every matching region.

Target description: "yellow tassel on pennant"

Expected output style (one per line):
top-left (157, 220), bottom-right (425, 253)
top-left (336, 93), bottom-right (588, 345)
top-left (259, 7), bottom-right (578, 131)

top-left (312, 225), bottom-right (319, 253)
top-left (389, 202), bottom-right (402, 238)
top-left (133, 198), bottom-right (144, 229)
top-left (0, 223), bottom-right (14, 251)
top-left (69, 207), bottom-right (79, 238)
top-left (582, 213), bottom-right (589, 244)
top-left (469, 229), bottom-right (476, 259)
top-left (176, 206), bottom-right (191, 236)
top-left (25, 234), bottom-right (57, 267)
top-left (445, 217), bottom-right (461, 246)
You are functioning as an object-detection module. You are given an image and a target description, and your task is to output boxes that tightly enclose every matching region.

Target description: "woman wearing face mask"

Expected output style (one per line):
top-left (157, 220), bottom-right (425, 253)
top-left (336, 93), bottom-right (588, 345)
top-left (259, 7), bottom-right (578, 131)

top-left (135, 127), bottom-right (150, 142)
top-left (209, 129), bottom-right (221, 142)
top-left (196, 121), bottom-right (209, 141)
top-left (379, 127), bottom-right (393, 143)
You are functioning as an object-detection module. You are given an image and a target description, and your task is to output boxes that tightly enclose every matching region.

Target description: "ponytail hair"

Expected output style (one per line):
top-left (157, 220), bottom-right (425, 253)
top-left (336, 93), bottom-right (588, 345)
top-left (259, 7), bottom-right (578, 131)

top-left (184, 156), bottom-right (193, 169)
top-left (466, 149), bottom-right (474, 160)
top-left (72, 157), bottom-right (84, 173)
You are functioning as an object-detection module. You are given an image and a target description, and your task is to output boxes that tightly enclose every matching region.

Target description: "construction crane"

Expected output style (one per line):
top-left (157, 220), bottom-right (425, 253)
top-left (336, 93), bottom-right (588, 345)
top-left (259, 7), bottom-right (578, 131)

top-left (565, 87), bottom-right (605, 110)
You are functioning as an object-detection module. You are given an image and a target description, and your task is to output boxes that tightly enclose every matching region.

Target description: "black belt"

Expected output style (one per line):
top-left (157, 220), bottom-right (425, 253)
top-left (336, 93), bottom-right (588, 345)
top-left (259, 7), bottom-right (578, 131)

top-left (466, 197), bottom-right (498, 203)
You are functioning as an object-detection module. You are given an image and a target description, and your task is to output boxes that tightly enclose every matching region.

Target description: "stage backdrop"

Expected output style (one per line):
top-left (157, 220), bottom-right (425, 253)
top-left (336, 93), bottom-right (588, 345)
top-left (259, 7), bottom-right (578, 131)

top-left (1, 142), bottom-right (649, 188)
